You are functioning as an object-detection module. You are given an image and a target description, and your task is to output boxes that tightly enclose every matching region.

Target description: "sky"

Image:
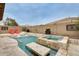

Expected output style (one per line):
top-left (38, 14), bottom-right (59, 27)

top-left (3, 3), bottom-right (79, 25)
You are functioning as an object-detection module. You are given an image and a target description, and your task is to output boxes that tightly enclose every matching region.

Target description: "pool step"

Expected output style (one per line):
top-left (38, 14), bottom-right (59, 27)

top-left (26, 42), bottom-right (51, 56)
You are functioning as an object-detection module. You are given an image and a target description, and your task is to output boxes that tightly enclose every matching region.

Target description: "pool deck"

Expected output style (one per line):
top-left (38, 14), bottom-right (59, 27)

top-left (0, 32), bottom-right (79, 56)
top-left (67, 38), bottom-right (79, 56)
top-left (56, 48), bottom-right (67, 56)
top-left (0, 36), bottom-right (28, 56)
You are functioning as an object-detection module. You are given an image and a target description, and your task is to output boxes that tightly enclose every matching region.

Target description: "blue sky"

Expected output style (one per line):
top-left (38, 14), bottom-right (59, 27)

top-left (3, 3), bottom-right (79, 25)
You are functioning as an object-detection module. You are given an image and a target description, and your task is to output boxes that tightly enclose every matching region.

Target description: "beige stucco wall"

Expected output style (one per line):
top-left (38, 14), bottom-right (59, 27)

top-left (56, 23), bottom-right (79, 37)
top-left (26, 19), bottom-right (79, 38)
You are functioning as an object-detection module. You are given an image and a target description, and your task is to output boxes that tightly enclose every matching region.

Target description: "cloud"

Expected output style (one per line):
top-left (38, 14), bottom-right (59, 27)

top-left (3, 3), bottom-right (79, 25)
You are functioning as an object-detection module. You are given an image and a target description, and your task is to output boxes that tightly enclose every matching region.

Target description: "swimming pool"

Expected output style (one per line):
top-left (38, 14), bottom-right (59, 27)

top-left (14, 36), bottom-right (57, 56)
top-left (44, 35), bottom-right (63, 41)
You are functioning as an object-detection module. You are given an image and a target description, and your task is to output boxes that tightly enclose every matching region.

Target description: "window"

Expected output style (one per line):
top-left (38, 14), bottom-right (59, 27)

top-left (66, 24), bottom-right (79, 31)
top-left (1, 26), bottom-right (8, 30)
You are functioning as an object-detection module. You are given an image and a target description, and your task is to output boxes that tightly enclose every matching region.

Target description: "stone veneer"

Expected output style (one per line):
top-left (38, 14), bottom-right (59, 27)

top-left (37, 36), bottom-right (69, 50)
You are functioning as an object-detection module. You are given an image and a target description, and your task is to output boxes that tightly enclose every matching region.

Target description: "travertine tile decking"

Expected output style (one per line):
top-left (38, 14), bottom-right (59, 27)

top-left (0, 36), bottom-right (28, 56)
top-left (56, 48), bottom-right (67, 56)
top-left (67, 42), bottom-right (79, 56)
top-left (26, 42), bottom-right (51, 56)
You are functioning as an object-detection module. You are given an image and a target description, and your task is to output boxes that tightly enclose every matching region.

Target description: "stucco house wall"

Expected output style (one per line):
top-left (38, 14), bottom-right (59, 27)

top-left (26, 17), bottom-right (79, 38)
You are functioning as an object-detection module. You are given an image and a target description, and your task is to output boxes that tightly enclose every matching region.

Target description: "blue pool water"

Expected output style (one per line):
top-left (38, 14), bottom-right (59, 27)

top-left (44, 35), bottom-right (63, 41)
top-left (14, 36), bottom-right (58, 56)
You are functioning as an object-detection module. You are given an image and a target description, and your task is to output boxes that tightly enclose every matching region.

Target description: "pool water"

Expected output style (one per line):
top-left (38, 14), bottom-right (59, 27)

top-left (14, 36), bottom-right (57, 56)
top-left (44, 35), bottom-right (63, 41)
